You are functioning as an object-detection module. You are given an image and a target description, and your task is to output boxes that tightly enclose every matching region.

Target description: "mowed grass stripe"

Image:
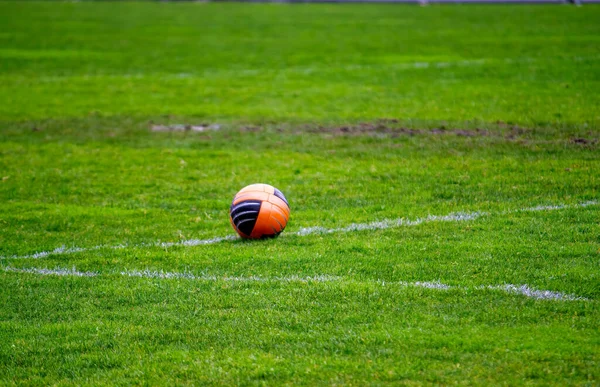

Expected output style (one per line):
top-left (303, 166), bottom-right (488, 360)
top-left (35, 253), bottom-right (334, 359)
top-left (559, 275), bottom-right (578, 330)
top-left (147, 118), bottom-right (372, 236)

top-left (2, 200), bottom-right (596, 261)
top-left (2, 266), bottom-right (588, 301)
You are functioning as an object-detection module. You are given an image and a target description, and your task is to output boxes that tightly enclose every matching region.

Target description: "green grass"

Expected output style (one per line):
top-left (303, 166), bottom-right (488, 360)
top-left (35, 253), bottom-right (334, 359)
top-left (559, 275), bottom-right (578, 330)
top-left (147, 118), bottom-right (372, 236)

top-left (1, 1), bottom-right (599, 385)
top-left (1, 2), bottom-right (599, 125)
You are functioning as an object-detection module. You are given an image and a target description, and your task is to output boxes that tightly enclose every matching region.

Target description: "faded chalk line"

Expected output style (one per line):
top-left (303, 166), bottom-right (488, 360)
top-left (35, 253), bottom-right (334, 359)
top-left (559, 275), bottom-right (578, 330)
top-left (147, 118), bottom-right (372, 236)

top-left (3, 266), bottom-right (98, 277)
top-left (121, 269), bottom-right (342, 283)
top-left (2, 266), bottom-right (587, 301)
top-left (482, 284), bottom-right (585, 302)
top-left (294, 211), bottom-right (482, 236)
top-left (1, 200), bottom-right (597, 261)
top-left (30, 54), bottom-right (600, 82)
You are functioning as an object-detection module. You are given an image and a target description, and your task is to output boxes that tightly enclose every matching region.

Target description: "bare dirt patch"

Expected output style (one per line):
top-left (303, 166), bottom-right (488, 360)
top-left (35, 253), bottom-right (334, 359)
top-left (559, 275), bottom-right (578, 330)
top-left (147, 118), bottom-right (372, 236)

top-left (571, 137), bottom-right (598, 146)
top-left (304, 121), bottom-right (496, 138)
top-left (292, 119), bottom-right (553, 141)
top-left (150, 124), bottom-right (221, 133)
top-left (146, 120), bottom-right (597, 146)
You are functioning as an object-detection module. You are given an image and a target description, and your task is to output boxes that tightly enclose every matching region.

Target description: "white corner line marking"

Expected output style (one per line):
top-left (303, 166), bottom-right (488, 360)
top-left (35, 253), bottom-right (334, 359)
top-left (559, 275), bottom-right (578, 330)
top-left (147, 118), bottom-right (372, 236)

top-left (1, 200), bottom-right (597, 260)
top-left (2, 266), bottom-right (587, 301)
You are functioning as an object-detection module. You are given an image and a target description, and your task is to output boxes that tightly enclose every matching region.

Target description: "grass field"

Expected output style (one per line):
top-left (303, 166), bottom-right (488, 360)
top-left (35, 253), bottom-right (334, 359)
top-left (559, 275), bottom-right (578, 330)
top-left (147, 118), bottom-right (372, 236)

top-left (1, 1), bottom-right (599, 385)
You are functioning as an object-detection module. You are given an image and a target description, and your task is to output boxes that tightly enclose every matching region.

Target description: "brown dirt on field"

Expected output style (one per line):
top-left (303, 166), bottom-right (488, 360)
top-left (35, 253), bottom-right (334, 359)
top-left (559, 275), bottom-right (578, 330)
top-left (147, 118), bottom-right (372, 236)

top-left (150, 124), bottom-right (221, 132)
top-left (146, 120), bottom-right (598, 147)
top-left (571, 137), bottom-right (598, 146)
top-left (304, 122), bottom-right (496, 138)
top-left (296, 119), bottom-right (551, 141)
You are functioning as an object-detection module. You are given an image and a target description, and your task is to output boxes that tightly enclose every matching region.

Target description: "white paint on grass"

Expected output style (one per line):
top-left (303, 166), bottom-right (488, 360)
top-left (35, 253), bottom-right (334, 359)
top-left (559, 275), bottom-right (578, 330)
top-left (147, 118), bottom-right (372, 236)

top-left (174, 55), bottom-right (600, 78)
top-left (121, 268), bottom-right (200, 280)
top-left (484, 284), bottom-right (585, 301)
top-left (1, 200), bottom-right (597, 261)
top-left (3, 266), bottom-right (587, 301)
top-left (160, 235), bottom-right (237, 248)
top-left (287, 59), bottom-right (488, 75)
top-left (1, 243), bottom-right (130, 260)
top-left (3, 266), bottom-right (97, 277)
top-left (295, 212), bottom-right (482, 236)
top-left (0, 236), bottom-right (236, 260)
top-left (23, 245), bottom-right (87, 259)
top-left (517, 204), bottom-right (568, 212)
top-left (30, 55), bottom-right (600, 84)
top-left (409, 281), bottom-right (452, 290)
top-left (121, 269), bottom-right (341, 283)
top-left (503, 200), bottom-right (597, 215)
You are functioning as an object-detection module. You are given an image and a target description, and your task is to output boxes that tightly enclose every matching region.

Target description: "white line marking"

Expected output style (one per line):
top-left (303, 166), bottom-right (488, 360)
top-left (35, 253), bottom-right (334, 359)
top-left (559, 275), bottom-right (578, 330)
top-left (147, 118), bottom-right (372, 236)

top-left (1, 200), bottom-right (597, 261)
top-left (24, 55), bottom-right (600, 82)
top-left (160, 235), bottom-right (237, 248)
top-left (171, 55), bottom-right (600, 77)
top-left (0, 236), bottom-right (236, 260)
top-left (294, 211), bottom-right (482, 236)
top-left (3, 266), bottom-right (587, 301)
top-left (3, 266), bottom-right (98, 277)
top-left (408, 281), bottom-right (452, 290)
top-left (483, 284), bottom-right (585, 301)
top-left (120, 269), bottom-right (342, 283)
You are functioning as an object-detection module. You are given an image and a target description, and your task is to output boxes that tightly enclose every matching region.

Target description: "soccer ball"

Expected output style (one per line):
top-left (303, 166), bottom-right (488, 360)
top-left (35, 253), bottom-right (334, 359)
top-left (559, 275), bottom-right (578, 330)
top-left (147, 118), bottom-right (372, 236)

top-left (230, 184), bottom-right (290, 239)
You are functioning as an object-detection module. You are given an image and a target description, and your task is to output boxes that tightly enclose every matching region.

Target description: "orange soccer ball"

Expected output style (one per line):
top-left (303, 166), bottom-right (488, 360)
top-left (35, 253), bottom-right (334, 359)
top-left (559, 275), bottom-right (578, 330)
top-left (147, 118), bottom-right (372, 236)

top-left (229, 184), bottom-right (290, 239)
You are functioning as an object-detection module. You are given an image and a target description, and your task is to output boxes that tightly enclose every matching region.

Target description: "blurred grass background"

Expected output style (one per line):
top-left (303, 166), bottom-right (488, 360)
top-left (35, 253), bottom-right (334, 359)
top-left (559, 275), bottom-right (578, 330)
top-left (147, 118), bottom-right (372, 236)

top-left (0, 2), bottom-right (599, 125)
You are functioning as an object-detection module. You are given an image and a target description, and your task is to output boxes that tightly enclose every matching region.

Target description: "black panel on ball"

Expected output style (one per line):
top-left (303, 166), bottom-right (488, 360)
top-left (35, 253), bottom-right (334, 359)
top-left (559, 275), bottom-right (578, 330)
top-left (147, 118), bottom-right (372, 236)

top-left (230, 200), bottom-right (261, 236)
top-left (273, 188), bottom-right (289, 208)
